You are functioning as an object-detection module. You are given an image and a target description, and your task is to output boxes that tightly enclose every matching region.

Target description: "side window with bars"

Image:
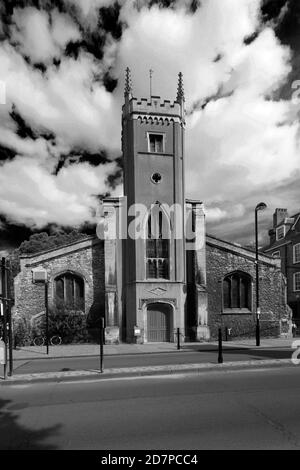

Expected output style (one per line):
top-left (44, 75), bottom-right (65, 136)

top-left (146, 208), bottom-right (169, 279)
top-left (54, 273), bottom-right (85, 310)
top-left (223, 272), bottom-right (251, 310)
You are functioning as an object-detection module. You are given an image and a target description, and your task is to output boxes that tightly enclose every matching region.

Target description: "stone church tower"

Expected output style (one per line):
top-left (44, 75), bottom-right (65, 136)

top-left (13, 70), bottom-right (289, 344)
top-left (103, 69), bottom-right (209, 343)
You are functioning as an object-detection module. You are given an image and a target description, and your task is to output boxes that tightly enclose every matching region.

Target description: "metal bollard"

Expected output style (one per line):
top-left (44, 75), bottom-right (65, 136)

top-left (218, 328), bottom-right (223, 364)
top-left (177, 328), bottom-right (180, 350)
top-left (100, 317), bottom-right (105, 373)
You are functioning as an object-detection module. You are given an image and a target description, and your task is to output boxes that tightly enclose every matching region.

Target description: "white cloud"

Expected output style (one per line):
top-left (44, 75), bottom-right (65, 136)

top-left (206, 203), bottom-right (245, 223)
top-left (0, 0), bottom-right (299, 239)
top-left (0, 41), bottom-right (121, 153)
top-left (0, 5), bottom-right (122, 228)
top-left (0, 157), bottom-right (116, 227)
top-left (10, 7), bottom-right (81, 63)
top-left (114, 0), bottom-right (299, 241)
top-left (10, 8), bottom-right (57, 63)
top-left (65, 0), bottom-right (114, 19)
top-left (51, 10), bottom-right (82, 49)
top-left (117, 0), bottom-right (262, 100)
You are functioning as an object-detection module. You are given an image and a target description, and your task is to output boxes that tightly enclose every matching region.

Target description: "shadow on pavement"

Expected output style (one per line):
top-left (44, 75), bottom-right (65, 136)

top-left (222, 348), bottom-right (292, 360)
top-left (183, 344), bottom-right (292, 359)
top-left (0, 398), bottom-right (61, 450)
top-left (14, 347), bottom-right (48, 356)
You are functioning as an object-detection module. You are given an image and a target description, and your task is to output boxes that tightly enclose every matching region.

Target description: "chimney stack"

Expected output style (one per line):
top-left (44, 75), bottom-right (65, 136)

top-left (273, 208), bottom-right (288, 228)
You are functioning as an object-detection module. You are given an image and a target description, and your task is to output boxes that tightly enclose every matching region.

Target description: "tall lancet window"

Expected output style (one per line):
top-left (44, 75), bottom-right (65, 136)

top-left (146, 206), bottom-right (170, 279)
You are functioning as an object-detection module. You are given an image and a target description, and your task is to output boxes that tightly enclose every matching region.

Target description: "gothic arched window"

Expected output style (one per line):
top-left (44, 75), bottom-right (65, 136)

top-left (223, 272), bottom-right (252, 311)
top-left (146, 206), bottom-right (170, 279)
top-left (54, 273), bottom-right (85, 310)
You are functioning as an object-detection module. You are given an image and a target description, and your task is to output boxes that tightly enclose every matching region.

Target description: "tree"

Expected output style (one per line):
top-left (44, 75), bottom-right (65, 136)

top-left (18, 231), bottom-right (87, 254)
top-left (8, 230), bottom-right (88, 285)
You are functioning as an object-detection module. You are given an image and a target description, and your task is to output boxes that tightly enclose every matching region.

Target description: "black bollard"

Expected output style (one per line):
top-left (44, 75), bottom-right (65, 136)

top-left (218, 328), bottom-right (223, 364)
top-left (177, 328), bottom-right (180, 350)
top-left (100, 317), bottom-right (104, 373)
top-left (256, 320), bottom-right (260, 347)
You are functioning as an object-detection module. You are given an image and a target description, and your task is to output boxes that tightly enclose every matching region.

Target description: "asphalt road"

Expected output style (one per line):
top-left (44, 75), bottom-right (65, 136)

top-left (12, 347), bottom-right (293, 375)
top-left (1, 366), bottom-right (300, 450)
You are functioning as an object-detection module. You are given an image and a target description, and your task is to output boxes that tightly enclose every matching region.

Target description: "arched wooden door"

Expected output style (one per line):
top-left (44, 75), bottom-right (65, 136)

top-left (147, 303), bottom-right (172, 342)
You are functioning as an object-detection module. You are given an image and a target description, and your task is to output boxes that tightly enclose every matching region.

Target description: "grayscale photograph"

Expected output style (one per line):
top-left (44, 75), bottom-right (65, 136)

top-left (0, 0), bottom-right (299, 456)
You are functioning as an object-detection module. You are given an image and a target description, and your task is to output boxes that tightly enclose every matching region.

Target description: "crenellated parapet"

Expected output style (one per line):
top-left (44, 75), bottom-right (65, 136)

top-left (122, 69), bottom-right (185, 124)
top-left (123, 94), bottom-right (182, 112)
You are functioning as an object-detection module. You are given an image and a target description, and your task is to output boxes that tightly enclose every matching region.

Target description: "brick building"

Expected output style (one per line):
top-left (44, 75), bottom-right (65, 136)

top-left (206, 235), bottom-right (288, 339)
top-left (13, 72), bottom-right (291, 343)
top-left (263, 208), bottom-right (300, 332)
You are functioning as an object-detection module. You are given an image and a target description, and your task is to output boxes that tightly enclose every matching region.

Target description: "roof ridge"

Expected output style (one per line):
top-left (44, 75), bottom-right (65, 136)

top-left (19, 235), bottom-right (98, 258)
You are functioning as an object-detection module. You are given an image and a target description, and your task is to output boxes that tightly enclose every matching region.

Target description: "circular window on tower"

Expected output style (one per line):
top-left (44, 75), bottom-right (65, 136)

top-left (151, 172), bottom-right (162, 184)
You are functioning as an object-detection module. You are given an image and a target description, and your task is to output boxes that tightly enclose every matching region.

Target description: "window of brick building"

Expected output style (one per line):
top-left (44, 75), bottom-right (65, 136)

top-left (223, 272), bottom-right (252, 311)
top-left (294, 273), bottom-right (300, 292)
top-left (294, 244), bottom-right (300, 264)
top-left (54, 273), bottom-right (84, 310)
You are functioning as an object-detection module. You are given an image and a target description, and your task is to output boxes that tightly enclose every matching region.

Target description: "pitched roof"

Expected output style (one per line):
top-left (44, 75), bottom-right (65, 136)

top-left (206, 234), bottom-right (279, 267)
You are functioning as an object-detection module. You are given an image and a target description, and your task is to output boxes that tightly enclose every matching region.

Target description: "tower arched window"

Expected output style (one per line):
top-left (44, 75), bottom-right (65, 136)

top-left (223, 271), bottom-right (252, 311)
top-left (146, 206), bottom-right (170, 279)
top-left (54, 273), bottom-right (85, 311)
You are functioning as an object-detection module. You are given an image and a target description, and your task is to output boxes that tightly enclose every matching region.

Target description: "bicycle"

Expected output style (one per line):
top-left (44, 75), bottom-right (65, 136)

top-left (33, 335), bottom-right (62, 346)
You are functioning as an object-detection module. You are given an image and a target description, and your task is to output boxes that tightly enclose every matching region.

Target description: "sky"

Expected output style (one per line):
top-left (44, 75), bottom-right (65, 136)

top-left (0, 0), bottom-right (299, 251)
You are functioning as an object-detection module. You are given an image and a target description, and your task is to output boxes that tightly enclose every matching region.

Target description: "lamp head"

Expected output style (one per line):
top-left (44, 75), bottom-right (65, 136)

top-left (255, 202), bottom-right (267, 212)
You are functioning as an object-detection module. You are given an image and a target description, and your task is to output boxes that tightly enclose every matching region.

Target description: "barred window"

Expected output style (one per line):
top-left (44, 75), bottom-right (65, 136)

top-left (223, 272), bottom-right (252, 310)
top-left (146, 208), bottom-right (169, 279)
top-left (54, 273), bottom-right (84, 310)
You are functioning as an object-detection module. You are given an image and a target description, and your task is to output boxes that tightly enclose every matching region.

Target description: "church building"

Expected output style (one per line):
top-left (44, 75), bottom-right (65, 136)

top-left (13, 71), bottom-right (291, 343)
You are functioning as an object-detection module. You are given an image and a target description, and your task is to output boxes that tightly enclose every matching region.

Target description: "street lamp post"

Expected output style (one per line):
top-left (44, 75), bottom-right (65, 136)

top-left (32, 268), bottom-right (48, 354)
top-left (255, 202), bottom-right (267, 347)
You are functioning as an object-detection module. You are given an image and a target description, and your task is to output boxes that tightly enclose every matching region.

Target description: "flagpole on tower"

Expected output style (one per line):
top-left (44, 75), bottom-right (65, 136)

top-left (149, 68), bottom-right (153, 98)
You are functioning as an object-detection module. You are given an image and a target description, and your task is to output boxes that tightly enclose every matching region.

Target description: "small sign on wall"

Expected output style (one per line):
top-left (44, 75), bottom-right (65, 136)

top-left (32, 268), bottom-right (47, 283)
top-left (134, 326), bottom-right (141, 337)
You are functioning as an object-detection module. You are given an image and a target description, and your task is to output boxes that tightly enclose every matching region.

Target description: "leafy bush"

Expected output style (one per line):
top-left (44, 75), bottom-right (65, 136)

top-left (14, 303), bottom-right (103, 346)
top-left (48, 313), bottom-right (88, 344)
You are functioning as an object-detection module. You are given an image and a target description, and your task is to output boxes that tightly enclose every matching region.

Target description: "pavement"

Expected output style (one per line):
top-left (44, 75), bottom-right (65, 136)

top-left (0, 337), bottom-right (297, 385)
